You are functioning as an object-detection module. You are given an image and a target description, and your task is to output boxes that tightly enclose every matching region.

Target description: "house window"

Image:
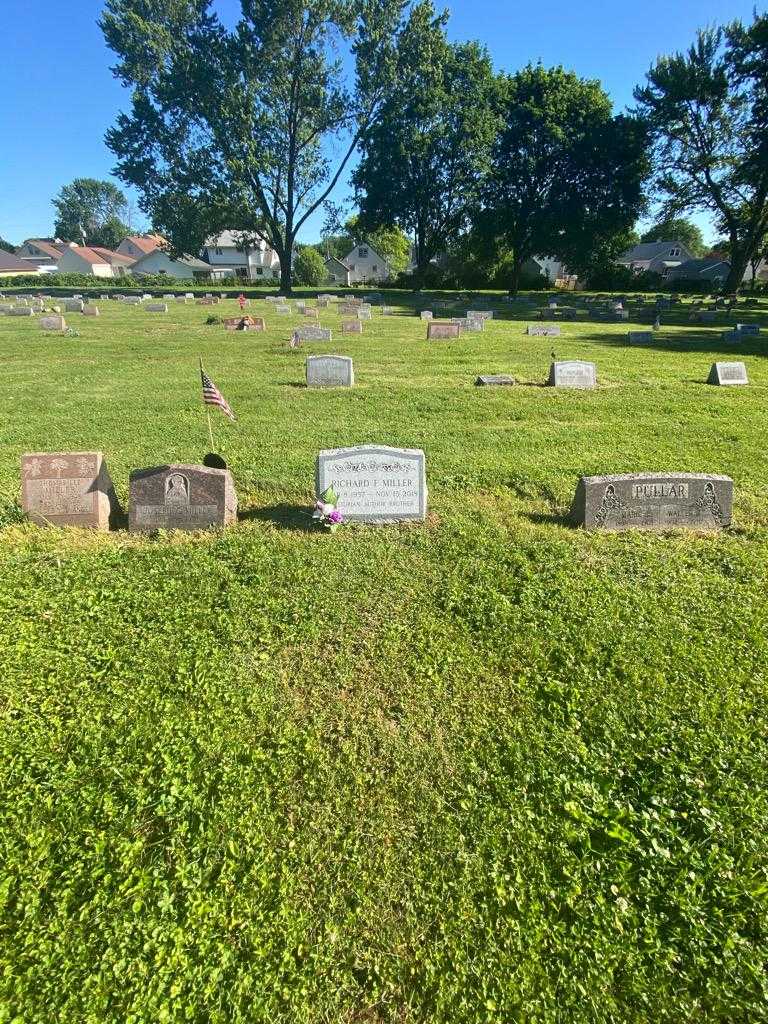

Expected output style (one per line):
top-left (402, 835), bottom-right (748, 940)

top-left (358, 247), bottom-right (368, 257)
top-left (372, 264), bottom-right (378, 272)
top-left (669, 248), bottom-right (680, 257)
top-left (256, 267), bottom-right (263, 276)
top-left (215, 247), bottom-right (223, 256)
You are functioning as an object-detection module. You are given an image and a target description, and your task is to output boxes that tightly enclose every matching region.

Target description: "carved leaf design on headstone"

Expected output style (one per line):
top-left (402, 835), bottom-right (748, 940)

top-left (50, 458), bottom-right (69, 478)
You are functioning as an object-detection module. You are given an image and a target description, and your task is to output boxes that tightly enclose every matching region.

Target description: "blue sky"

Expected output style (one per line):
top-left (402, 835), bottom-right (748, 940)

top-left (0, 0), bottom-right (760, 247)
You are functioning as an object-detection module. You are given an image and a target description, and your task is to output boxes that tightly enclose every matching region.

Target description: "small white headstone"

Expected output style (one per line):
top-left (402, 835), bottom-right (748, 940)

top-left (306, 355), bottom-right (354, 387)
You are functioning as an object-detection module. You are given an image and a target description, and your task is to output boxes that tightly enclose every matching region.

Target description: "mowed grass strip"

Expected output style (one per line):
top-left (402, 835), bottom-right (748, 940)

top-left (1, 293), bottom-right (767, 1023)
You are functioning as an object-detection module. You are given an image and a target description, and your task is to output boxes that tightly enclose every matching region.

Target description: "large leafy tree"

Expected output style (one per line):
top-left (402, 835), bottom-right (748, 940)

top-left (476, 65), bottom-right (648, 294)
top-left (52, 178), bottom-right (129, 247)
top-left (635, 15), bottom-right (768, 293)
top-left (101, 0), bottom-right (411, 294)
top-left (293, 245), bottom-right (327, 286)
top-left (640, 216), bottom-right (705, 256)
top-left (353, 1), bottom-right (496, 283)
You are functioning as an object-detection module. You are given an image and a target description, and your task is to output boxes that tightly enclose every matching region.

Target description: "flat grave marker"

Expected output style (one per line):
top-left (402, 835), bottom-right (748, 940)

top-left (294, 325), bottom-right (332, 342)
top-left (527, 325), bottom-right (561, 336)
top-left (316, 444), bottom-right (427, 523)
top-left (427, 321), bottom-right (461, 340)
top-left (475, 375), bottom-right (515, 386)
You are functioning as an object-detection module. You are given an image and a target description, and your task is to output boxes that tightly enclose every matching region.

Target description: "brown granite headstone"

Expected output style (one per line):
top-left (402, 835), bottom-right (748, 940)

top-left (129, 464), bottom-right (237, 531)
top-left (21, 451), bottom-right (118, 529)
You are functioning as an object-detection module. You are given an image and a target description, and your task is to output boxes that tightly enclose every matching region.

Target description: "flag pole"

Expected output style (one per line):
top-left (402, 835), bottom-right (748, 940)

top-left (200, 357), bottom-right (216, 452)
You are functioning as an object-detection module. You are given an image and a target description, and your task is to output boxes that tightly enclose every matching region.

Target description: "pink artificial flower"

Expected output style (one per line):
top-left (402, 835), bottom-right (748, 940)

top-left (328, 509), bottom-right (343, 524)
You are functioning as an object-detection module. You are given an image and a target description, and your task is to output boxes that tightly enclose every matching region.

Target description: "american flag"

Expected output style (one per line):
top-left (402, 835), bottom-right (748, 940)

top-left (200, 364), bottom-right (235, 420)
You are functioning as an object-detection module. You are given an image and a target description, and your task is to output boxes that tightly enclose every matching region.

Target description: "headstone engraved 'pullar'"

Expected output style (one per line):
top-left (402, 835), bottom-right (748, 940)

top-left (316, 445), bottom-right (427, 523)
top-left (571, 472), bottom-right (733, 531)
top-left (548, 360), bottom-right (597, 389)
top-left (129, 464), bottom-right (237, 531)
top-left (21, 451), bottom-right (118, 530)
top-left (306, 355), bottom-right (354, 387)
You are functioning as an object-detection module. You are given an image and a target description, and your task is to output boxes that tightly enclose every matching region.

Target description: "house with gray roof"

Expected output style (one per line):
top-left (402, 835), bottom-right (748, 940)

top-left (617, 240), bottom-right (696, 281)
top-left (667, 258), bottom-right (731, 286)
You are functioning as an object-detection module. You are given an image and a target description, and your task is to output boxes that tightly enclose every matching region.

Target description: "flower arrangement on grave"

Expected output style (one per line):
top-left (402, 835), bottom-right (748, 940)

top-left (312, 486), bottom-right (343, 531)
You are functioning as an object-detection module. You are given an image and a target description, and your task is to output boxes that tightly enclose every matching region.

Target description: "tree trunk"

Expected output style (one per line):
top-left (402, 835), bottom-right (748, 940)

top-left (509, 256), bottom-right (523, 296)
top-left (280, 263), bottom-right (292, 296)
top-left (723, 247), bottom-right (750, 294)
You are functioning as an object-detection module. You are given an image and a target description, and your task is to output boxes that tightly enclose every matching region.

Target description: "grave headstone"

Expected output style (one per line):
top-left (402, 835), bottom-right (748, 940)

top-left (736, 324), bottom-right (760, 335)
top-left (547, 360), bottom-right (597, 389)
top-left (9, 306), bottom-right (34, 316)
top-left (145, 303), bottom-right (168, 313)
top-left (275, 304), bottom-right (291, 314)
top-left (342, 320), bottom-right (363, 334)
top-left (420, 311), bottom-right (433, 320)
top-left (39, 315), bottom-right (66, 332)
top-left (129, 464), bottom-right (237, 531)
top-left (316, 444), bottom-right (427, 523)
top-left (427, 322), bottom-right (461, 340)
top-left (21, 451), bottom-right (118, 530)
top-left (467, 310), bottom-right (493, 320)
top-left (294, 325), bottom-right (332, 342)
top-left (64, 300), bottom-right (84, 312)
top-left (571, 472), bottom-right (733, 531)
top-left (527, 325), bottom-right (561, 336)
top-left (357, 309), bottom-right (372, 321)
top-left (475, 375), bottom-right (515, 386)
top-left (82, 305), bottom-right (100, 317)
top-left (708, 361), bottom-right (749, 386)
top-left (306, 355), bottom-right (354, 387)
top-left (628, 331), bottom-right (653, 343)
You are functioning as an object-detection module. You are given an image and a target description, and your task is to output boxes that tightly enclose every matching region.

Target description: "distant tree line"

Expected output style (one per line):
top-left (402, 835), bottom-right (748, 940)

top-left (99, 0), bottom-right (768, 293)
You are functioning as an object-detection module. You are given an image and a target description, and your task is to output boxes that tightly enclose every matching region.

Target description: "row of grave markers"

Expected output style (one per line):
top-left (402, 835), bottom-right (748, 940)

top-left (19, 449), bottom-right (734, 534)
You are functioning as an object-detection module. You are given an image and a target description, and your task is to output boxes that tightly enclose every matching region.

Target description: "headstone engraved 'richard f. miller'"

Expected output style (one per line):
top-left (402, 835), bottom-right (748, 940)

top-left (306, 355), bottom-right (354, 387)
top-left (316, 444), bottom-right (427, 522)
top-left (571, 472), bottom-right (733, 531)
top-left (21, 451), bottom-right (119, 529)
top-left (129, 464), bottom-right (237, 531)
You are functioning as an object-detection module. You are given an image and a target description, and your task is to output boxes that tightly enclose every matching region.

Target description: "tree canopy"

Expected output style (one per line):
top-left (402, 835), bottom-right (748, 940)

top-left (101, 0), bottom-right (414, 293)
top-left (52, 178), bottom-right (129, 247)
top-left (0, 236), bottom-right (15, 254)
top-left (293, 245), bottom-right (327, 286)
top-left (353, 1), bottom-right (496, 282)
top-left (640, 216), bottom-right (705, 256)
top-left (635, 13), bottom-right (768, 292)
top-left (476, 65), bottom-right (648, 293)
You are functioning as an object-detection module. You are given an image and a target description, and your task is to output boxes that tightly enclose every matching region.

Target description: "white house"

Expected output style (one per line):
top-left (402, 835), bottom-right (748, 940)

top-left (202, 230), bottom-right (281, 281)
top-left (116, 234), bottom-right (166, 261)
top-left (617, 240), bottom-right (696, 280)
top-left (55, 246), bottom-right (133, 277)
top-left (324, 256), bottom-right (351, 286)
top-left (341, 242), bottom-right (391, 284)
top-left (129, 248), bottom-right (212, 280)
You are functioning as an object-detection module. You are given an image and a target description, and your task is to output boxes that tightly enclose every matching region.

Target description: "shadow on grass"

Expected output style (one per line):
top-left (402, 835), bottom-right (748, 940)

top-left (523, 510), bottom-right (574, 528)
top-left (239, 504), bottom-right (314, 531)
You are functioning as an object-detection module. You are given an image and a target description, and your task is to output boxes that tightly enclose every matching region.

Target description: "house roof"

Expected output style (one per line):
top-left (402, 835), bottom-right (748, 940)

top-left (324, 256), bottom-right (350, 271)
top-left (131, 250), bottom-right (210, 271)
top-left (619, 241), bottom-right (690, 262)
top-left (90, 247), bottom-right (135, 266)
top-left (66, 246), bottom-right (112, 266)
top-left (206, 230), bottom-right (270, 250)
top-left (342, 240), bottom-right (389, 265)
top-left (0, 250), bottom-right (38, 273)
top-left (120, 234), bottom-right (165, 254)
top-left (20, 239), bottom-right (65, 259)
top-left (671, 258), bottom-right (730, 276)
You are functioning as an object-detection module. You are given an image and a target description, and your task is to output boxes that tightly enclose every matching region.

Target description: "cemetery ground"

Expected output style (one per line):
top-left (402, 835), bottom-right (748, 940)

top-left (1, 291), bottom-right (768, 1023)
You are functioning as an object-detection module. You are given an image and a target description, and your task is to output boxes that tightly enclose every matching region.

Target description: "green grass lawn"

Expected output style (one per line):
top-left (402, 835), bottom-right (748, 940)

top-left (1, 292), bottom-right (768, 1023)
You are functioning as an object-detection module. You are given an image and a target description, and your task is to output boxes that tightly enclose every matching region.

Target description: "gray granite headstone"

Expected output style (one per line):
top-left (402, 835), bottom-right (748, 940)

top-left (475, 375), bottom-right (515, 386)
top-left (306, 355), bottom-right (354, 387)
top-left (39, 315), bottom-right (66, 331)
top-left (21, 451), bottom-right (118, 530)
top-left (527, 325), bottom-right (561, 336)
top-left (628, 331), bottom-right (653, 343)
top-left (342, 320), bottom-right (363, 333)
top-left (547, 360), bottom-right (596, 389)
top-left (708, 361), bottom-right (748, 386)
top-left (295, 325), bottom-right (332, 342)
top-left (145, 303), bottom-right (168, 312)
top-left (316, 444), bottom-right (427, 522)
top-left (275, 304), bottom-right (291, 314)
top-left (420, 311), bottom-right (433, 320)
top-left (736, 324), bottom-right (760, 335)
top-left (129, 464), bottom-right (237, 531)
top-left (9, 306), bottom-right (34, 316)
top-left (571, 472), bottom-right (733, 531)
